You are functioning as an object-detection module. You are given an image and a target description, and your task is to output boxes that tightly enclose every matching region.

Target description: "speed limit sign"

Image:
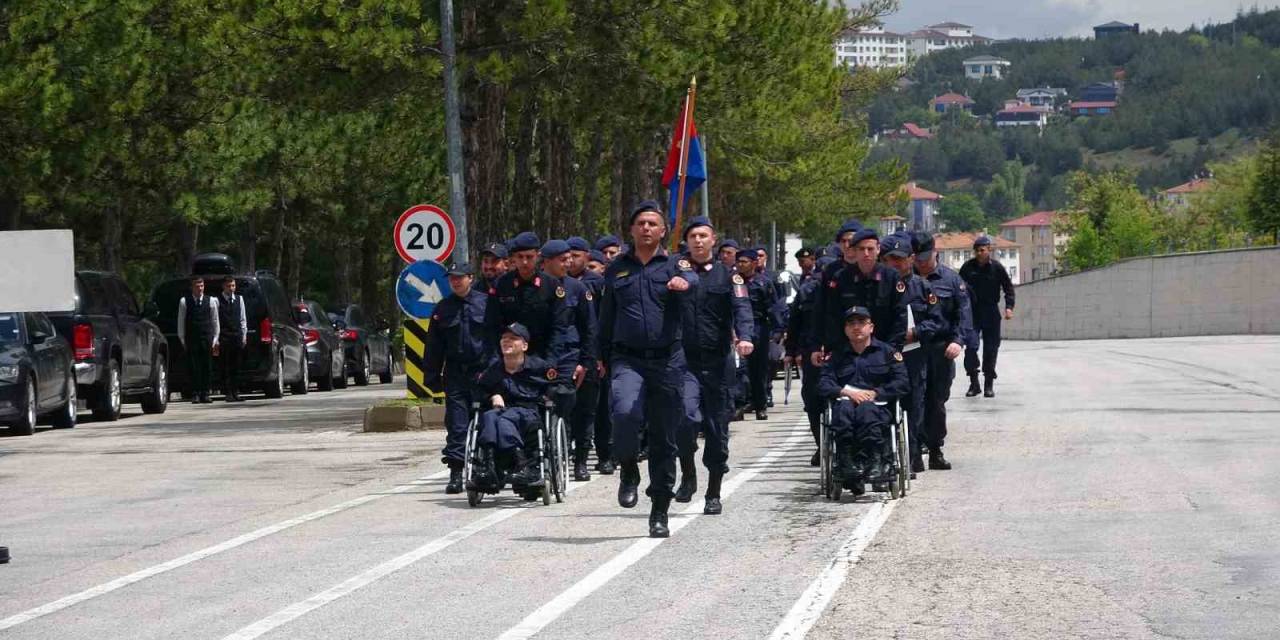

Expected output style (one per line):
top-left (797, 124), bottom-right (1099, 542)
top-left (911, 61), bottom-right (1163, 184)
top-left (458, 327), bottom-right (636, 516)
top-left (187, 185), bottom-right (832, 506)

top-left (394, 204), bottom-right (456, 264)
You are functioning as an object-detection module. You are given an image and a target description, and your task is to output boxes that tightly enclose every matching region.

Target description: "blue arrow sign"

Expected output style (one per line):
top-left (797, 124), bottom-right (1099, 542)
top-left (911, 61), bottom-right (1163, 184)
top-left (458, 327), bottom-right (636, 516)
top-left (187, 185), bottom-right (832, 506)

top-left (396, 260), bottom-right (451, 319)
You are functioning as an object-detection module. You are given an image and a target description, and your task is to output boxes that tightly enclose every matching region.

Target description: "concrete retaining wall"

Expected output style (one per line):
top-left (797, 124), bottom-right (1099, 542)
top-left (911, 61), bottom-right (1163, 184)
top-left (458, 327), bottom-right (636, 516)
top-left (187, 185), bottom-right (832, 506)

top-left (1003, 246), bottom-right (1280, 340)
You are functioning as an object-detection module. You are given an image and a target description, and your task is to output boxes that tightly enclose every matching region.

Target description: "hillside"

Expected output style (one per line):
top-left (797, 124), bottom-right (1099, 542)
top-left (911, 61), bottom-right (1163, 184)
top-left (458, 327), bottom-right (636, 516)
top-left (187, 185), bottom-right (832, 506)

top-left (861, 8), bottom-right (1280, 228)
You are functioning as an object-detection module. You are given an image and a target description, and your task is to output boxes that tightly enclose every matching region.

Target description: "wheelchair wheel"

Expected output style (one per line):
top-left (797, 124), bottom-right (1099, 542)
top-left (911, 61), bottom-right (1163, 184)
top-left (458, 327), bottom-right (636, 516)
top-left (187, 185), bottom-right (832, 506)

top-left (819, 406), bottom-right (833, 499)
top-left (463, 410), bottom-right (482, 507)
top-left (467, 489), bottom-right (483, 507)
top-left (538, 423), bottom-right (552, 506)
top-left (896, 406), bottom-right (911, 496)
top-left (552, 415), bottom-right (568, 503)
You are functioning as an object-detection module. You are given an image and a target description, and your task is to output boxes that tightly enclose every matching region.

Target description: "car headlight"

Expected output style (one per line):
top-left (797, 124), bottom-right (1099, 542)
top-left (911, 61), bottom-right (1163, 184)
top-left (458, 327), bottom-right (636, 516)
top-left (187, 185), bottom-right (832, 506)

top-left (0, 365), bottom-right (19, 382)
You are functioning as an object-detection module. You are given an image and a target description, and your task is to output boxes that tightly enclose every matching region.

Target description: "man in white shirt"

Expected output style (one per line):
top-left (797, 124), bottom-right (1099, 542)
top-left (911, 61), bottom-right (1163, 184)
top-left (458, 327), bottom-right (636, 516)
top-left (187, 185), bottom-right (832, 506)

top-left (177, 276), bottom-right (220, 403)
top-left (216, 276), bottom-right (248, 402)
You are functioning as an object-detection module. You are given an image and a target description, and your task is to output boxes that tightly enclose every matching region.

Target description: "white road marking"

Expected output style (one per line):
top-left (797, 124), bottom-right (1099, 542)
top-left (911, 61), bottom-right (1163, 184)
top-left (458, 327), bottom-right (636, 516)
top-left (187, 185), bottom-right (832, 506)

top-left (222, 479), bottom-right (589, 640)
top-left (496, 423), bottom-right (810, 640)
top-left (0, 470), bottom-right (449, 631)
top-left (766, 500), bottom-right (897, 640)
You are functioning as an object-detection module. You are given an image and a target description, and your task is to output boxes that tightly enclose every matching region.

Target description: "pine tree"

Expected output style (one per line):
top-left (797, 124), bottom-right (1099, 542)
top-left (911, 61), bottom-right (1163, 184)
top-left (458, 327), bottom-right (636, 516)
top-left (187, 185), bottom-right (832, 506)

top-left (1246, 130), bottom-right (1280, 244)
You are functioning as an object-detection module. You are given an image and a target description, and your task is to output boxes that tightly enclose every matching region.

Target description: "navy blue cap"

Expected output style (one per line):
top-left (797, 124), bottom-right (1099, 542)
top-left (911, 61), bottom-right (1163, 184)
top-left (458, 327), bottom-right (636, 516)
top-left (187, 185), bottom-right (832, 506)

top-left (445, 261), bottom-right (473, 276)
top-left (795, 247), bottom-right (815, 259)
top-left (973, 235), bottom-right (993, 248)
top-left (844, 306), bottom-right (872, 320)
top-left (501, 322), bottom-right (531, 342)
top-left (851, 228), bottom-right (879, 245)
top-left (718, 239), bottom-right (740, 251)
top-left (911, 231), bottom-right (936, 259)
top-left (816, 256), bottom-right (838, 270)
top-left (835, 219), bottom-right (864, 241)
top-left (540, 239), bottom-right (571, 258)
top-left (587, 250), bottom-right (606, 264)
top-left (880, 233), bottom-right (912, 258)
top-left (510, 232), bottom-right (541, 252)
top-left (566, 236), bottom-right (590, 252)
top-left (825, 242), bottom-right (842, 257)
top-left (629, 200), bottom-right (664, 225)
top-left (480, 242), bottom-right (508, 259)
top-left (736, 248), bottom-right (760, 261)
top-left (594, 235), bottom-right (620, 251)
top-left (682, 215), bottom-right (713, 238)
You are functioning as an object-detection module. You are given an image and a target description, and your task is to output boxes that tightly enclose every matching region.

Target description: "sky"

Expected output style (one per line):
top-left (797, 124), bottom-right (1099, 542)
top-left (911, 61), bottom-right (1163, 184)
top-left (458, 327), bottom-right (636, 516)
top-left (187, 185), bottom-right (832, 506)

top-left (877, 0), bottom-right (1271, 39)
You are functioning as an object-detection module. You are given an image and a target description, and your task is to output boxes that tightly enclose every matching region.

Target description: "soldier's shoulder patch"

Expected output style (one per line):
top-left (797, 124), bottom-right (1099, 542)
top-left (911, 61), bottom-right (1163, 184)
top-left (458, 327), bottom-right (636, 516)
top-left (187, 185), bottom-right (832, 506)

top-left (959, 283), bottom-right (966, 292)
top-left (585, 291), bottom-right (593, 301)
top-left (616, 270), bottom-right (630, 278)
top-left (534, 276), bottom-right (542, 287)
top-left (828, 280), bottom-right (837, 289)
top-left (732, 274), bottom-right (745, 285)
top-left (555, 286), bottom-right (566, 298)
top-left (895, 281), bottom-right (906, 293)
top-left (893, 351), bottom-right (903, 362)
top-left (927, 292), bottom-right (938, 305)
top-left (677, 259), bottom-right (692, 271)
top-left (546, 368), bottom-right (558, 380)
top-left (488, 287), bottom-right (497, 295)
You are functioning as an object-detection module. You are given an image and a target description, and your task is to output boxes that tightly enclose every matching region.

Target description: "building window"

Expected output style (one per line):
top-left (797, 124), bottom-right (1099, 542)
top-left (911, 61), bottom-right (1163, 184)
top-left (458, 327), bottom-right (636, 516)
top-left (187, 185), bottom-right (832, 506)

top-left (970, 65), bottom-right (980, 74)
top-left (984, 65), bottom-right (993, 74)
top-left (1009, 266), bottom-right (1017, 280)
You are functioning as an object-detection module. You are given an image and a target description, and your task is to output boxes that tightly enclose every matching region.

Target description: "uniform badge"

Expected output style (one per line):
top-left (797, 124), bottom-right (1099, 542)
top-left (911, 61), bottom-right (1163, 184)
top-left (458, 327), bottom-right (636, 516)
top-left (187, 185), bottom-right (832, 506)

top-left (893, 352), bottom-right (903, 362)
top-left (585, 291), bottom-right (593, 301)
top-left (927, 293), bottom-right (938, 305)
top-left (488, 287), bottom-right (497, 295)
top-left (534, 276), bottom-right (542, 287)
top-left (616, 271), bottom-right (629, 278)
top-left (732, 274), bottom-right (744, 285)
top-left (555, 286), bottom-right (566, 299)
top-left (678, 259), bottom-right (692, 270)
top-left (546, 368), bottom-right (558, 380)
top-left (960, 283), bottom-right (966, 292)
top-left (828, 280), bottom-right (837, 289)
top-left (895, 281), bottom-right (906, 293)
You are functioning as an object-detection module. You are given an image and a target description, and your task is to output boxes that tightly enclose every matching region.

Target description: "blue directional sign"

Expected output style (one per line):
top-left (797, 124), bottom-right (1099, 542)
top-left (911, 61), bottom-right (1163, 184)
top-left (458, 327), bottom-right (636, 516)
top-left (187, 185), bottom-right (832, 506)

top-left (396, 260), bottom-right (451, 319)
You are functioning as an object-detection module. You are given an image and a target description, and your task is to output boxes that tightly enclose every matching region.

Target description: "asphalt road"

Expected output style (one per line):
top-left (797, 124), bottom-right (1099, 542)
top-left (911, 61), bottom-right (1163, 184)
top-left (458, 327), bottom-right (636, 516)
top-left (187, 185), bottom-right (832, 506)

top-left (2, 336), bottom-right (1278, 639)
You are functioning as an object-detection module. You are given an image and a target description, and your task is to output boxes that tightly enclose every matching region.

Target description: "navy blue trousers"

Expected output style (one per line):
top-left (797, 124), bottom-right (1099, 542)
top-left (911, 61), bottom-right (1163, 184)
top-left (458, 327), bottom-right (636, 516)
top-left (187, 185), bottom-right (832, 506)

top-left (609, 352), bottom-right (685, 499)
top-left (679, 353), bottom-right (733, 474)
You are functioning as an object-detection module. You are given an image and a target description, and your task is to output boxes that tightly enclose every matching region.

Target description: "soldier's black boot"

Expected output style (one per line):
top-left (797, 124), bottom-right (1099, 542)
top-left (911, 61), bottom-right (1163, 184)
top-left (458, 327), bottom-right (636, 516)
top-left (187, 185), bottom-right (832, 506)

top-left (911, 453), bottom-right (925, 475)
top-left (965, 374), bottom-right (981, 397)
top-left (929, 448), bottom-right (952, 470)
top-left (674, 454), bottom-right (697, 503)
top-left (984, 376), bottom-right (995, 398)
top-left (574, 451), bottom-right (591, 482)
top-left (617, 459), bottom-right (640, 508)
top-left (445, 464), bottom-right (464, 494)
top-left (755, 409), bottom-right (768, 421)
top-left (649, 496), bottom-right (671, 538)
top-left (510, 448), bottom-right (541, 487)
top-left (703, 472), bottom-right (724, 515)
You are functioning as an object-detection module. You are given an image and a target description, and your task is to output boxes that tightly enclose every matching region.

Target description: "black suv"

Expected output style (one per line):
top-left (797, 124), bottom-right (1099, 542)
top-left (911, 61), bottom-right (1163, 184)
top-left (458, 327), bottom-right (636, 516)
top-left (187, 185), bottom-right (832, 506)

top-left (47, 271), bottom-right (169, 420)
top-left (146, 254), bottom-right (308, 399)
top-left (294, 299), bottom-right (346, 392)
top-left (327, 304), bottom-right (393, 386)
top-left (1, 311), bottom-right (77, 435)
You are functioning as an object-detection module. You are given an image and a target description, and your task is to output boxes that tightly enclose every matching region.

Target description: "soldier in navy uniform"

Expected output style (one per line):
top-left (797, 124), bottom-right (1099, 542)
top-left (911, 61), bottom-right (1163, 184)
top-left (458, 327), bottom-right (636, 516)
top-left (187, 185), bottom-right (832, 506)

top-left (913, 232), bottom-right (974, 470)
top-left (484, 231), bottom-right (567, 365)
top-left (795, 247), bottom-right (817, 283)
top-left (594, 235), bottom-right (622, 264)
top-left (478, 242), bottom-right (509, 292)
top-left (810, 227), bottom-right (907, 366)
top-left (676, 216), bottom-right (753, 514)
top-left (960, 235), bottom-right (1015, 398)
top-left (539, 239), bottom-right (598, 481)
top-left (817, 306), bottom-right (909, 494)
top-left (716, 239), bottom-right (740, 269)
top-left (217, 276), bottom-right (247, 402)
top-left (423, 262), bottom-right (493, 494)
top-left (879, 233), bottom-right (930, 475)
top-left (471, 323), bottom-right (555, 491)
top-left (785, 255), bottom-right (837, 466)
top-left (177, 275), bottom-right (219, 404)
top-left (597, 200), bottom-right (698, 538)
top-left (736, 248), bottom-right (776, 421)
top-left (586, 250), bottom-right (607, 275)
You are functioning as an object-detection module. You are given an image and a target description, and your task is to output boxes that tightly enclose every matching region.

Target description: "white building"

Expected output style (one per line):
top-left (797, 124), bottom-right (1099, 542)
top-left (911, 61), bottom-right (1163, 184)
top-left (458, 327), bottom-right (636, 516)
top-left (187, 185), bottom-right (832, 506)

top-left (907, 22), bottom-right (993, 57)
top-left (835, 27), bottom-right (908, 69)
top-left (963, 55), bottom-right (1011, 80)
top-left (1016, 87), bottom-right (1068, 109)
top-left (934, 232), bottom-right (1022, 284)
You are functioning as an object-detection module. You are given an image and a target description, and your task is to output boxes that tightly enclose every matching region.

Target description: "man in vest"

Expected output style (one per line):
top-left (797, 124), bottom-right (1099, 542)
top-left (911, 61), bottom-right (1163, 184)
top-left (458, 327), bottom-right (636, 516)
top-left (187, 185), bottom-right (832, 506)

top-left (177, 275), bottom-right (220, 404)
top-left (217, 276), bottom-right (248, 402)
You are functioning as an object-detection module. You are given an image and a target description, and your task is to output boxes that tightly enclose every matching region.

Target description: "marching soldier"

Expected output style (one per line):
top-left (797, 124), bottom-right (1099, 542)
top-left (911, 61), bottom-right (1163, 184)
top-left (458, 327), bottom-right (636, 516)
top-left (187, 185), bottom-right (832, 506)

top-left (913, 232), bottom-right (975, 470)
top-left (960, 235), bottom-right (1015, 398)
top-left (478, 242), bottom-right (509, 292)
top-left (879, 233), bottom-right (930, 475)
top-left (785, 255), bottom-right (837, 466)
top-left (594, 235), bottom-right (622, 263)
top-left (567, 237), bottom-right (612, 476)
top-left (810, 226), bottom-right (907, 366)
top-left (423, 262), bottom-right (494, 494)
top-left (597, 200), bottom-right (698, 538)
top-left (539, 239), bottom-right (598, 481)
top-left (736, 248), bottom-right (776, 421)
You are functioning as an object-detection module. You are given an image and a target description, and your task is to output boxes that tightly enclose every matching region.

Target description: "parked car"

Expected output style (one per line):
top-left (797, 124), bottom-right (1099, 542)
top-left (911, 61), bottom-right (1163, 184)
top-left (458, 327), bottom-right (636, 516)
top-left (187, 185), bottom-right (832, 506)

top-left (327, 304), bottom-right (393, 386)
top-left (294, 299), bottom-right (345, 391)
top-left (46, 271), bottom-right (169, 420)
top-left (0, 311), bottom-right (77, 435)
top-left (145, 254), bottom-right (307, 399)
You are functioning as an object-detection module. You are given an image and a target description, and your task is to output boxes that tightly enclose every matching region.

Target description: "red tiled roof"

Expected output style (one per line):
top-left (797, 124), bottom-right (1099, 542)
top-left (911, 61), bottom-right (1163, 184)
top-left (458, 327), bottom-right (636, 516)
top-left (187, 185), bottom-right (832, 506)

top-left (1000, 211), bottom-right (1057, 227)
top-left (930, 92), bottom-right (974, 105)
top-left (933, 232), bottom-right (1019, 250)
top-left (1069, 101), bottom-right (1117, 109)
top-left (902, 122), bottom-right (934, 138)
top-left (1163, 178), bottom-right (1213, 195)
top-left (901, 182), bottom-right (942, 200)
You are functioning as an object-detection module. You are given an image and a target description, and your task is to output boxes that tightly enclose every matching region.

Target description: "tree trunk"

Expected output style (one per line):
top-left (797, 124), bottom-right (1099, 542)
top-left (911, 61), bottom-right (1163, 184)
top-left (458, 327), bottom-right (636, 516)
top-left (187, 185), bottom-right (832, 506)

top-left (174, 216), bottom-right (199, 273)
top-left (579, 129), bottom-right (606, 235)
top-left (0, 192), bottom-right (19, 231)
top-left (239, 213), bottom-right (257, 273)
top-left (359, 229), bottom-right (379, 326)
top-left (102, 202), bottom-right (123, 273)
top-left (334, 240), bottom-right (351, 304)
top-left (510, 101), bottom-right (539, 233)
top-left (288, 226), bottom-right (303, 301)
top-left (271, 205), bottom-right (287, 276)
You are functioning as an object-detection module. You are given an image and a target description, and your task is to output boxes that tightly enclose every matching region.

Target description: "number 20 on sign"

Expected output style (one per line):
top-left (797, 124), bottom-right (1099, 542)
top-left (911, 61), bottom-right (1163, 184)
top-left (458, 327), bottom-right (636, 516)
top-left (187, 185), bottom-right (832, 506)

top-left (394, 204), bottom-right (456, 265)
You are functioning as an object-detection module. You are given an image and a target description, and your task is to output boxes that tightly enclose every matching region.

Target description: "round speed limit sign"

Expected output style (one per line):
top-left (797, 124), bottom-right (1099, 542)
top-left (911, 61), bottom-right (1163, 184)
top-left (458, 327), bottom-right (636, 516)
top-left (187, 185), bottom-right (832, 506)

top-left (394, 204), bottom-right (456, 264)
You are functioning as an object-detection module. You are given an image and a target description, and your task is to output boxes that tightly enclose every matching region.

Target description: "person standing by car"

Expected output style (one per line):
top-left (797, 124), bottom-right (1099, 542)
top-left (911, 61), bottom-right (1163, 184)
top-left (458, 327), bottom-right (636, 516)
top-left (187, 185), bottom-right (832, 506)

top-left (177, 275), bottom-right (219, 404)
top-left (217, 276), bottom-right (248, 402)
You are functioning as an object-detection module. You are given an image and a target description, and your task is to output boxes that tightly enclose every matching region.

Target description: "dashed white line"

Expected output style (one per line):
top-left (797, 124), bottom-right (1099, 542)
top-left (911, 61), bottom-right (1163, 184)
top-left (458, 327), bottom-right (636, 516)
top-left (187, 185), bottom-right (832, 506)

top-left (766, 500), bottom-right (897, 640)
top-left (0, 470), bottom-right (448, 631)
top-left (495, 423), bottom-right (811, 640)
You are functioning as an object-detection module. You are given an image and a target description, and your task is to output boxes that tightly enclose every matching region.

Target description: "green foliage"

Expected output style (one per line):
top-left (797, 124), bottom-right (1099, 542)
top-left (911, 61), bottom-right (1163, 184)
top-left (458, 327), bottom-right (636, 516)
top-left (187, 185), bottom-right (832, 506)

top-left (983, 161), bottom-right (1031, 221)
top-left (1246, 131), bottom-right (1280, 241)
top-left (938, 193), bottom-right (986, 231)
top-left (1059, 171), bottom-right (1160, 271)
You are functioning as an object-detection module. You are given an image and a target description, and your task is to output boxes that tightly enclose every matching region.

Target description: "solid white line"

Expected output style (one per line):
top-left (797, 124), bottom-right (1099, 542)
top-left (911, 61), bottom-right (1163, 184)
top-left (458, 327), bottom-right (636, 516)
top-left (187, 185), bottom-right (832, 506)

top-left (0, 470), bottom-right (448, 631)
top-left (496, 423), bottom-right (811, 640)
top-left (766, 500), bottom-right (897, 640)
top-left (222, 478), bottom-right (590, 640)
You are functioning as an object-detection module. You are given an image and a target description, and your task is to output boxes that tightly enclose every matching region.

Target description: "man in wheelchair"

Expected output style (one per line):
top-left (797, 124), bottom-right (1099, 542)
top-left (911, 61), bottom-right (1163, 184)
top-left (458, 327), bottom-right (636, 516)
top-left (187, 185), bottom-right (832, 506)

top-left (817, 306), bottom-right (909, 493)
top-left (471, 322), bottom-right (557, 494)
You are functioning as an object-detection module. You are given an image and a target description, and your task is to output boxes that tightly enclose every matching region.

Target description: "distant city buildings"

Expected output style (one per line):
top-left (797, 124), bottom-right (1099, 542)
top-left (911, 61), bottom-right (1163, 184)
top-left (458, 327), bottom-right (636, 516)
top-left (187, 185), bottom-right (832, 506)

top-left (1094, 21), bottom-right (1139, 38)
top-left (929, 92), bottom-right (975, 114)
top-left (935, 232), bottom-right (1022, 284)
top-left (1159, 177), bottom-right (1214, 209)
top-left (999, 211), bottom-right (1067, 282)
top-left (963, 55), bottom-right (1011, 80)
top-left (901, 182), bottom-right (942, 232)
top-left (836, 21), bottom-right (992, 70)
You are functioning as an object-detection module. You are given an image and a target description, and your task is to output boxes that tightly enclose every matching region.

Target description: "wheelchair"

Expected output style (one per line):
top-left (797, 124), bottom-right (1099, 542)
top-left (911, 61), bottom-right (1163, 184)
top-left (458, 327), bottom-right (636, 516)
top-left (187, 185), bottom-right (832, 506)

top-left (462, 398), bottom-right (569, 507)
top-left (819, 396), bottom-right (909, 501)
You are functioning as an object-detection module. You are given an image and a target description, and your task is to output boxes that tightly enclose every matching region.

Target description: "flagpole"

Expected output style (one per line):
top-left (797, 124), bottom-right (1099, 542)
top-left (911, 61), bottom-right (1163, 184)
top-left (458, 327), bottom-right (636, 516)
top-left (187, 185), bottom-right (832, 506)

top-left (672, 77), bottom-right (697, 251)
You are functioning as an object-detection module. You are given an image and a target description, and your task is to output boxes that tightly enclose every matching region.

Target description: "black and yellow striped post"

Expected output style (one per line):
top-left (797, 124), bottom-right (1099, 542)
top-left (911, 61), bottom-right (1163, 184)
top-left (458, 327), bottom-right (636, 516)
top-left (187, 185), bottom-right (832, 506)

top-left (402, 319), bottom-right (442, 401)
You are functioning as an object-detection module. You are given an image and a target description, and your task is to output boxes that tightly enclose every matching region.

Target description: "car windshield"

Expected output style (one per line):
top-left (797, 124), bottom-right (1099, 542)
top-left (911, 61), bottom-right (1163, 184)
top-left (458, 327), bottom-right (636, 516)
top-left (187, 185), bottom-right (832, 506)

top-left (0, 314), bottom-right (19, 344)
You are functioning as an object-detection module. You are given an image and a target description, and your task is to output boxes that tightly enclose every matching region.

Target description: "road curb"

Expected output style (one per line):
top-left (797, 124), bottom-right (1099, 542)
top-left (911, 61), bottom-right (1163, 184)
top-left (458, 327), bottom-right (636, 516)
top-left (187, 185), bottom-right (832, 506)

top-left (362, 404), bottom-right (444, 432)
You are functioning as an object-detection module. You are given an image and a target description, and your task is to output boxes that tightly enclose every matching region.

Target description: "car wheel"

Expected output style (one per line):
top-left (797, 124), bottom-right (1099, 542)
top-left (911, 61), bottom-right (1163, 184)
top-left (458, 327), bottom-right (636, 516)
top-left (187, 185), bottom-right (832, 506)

top-left (92, 359), bottom-right (122, 422)
top-left (52, 372), bottom-right (77, 429)
top-left (355, 351), bottom-right (370, 386)
top-left (378, 349), bottom-right (393, 384)
top-left (264, 352), bottom-right (285, 399)
top-left (141, 356), bottom-right (168, 414)
top-left (13, 379), bottom-right (37, 436)
top-left (290, 354), bottom-right (309, 395)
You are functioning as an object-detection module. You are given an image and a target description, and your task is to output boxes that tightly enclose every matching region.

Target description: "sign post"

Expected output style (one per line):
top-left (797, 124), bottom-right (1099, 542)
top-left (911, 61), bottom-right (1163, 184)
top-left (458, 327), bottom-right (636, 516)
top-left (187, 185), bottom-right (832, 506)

top-left (396, 259), bottom-right (452, 401)
top-left (394, 204), bottom-right (457, 265)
